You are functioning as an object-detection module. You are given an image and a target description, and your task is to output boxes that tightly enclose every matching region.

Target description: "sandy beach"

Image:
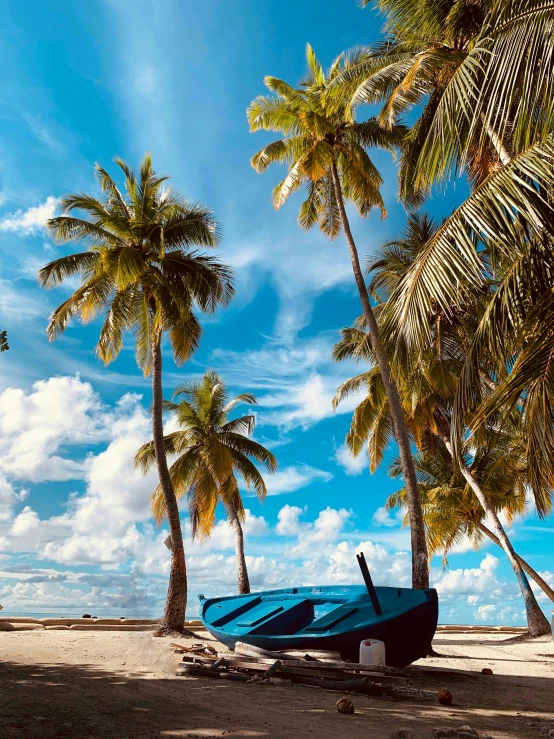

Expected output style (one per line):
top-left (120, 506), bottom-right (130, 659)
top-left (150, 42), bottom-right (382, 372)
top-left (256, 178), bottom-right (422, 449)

top-left (1, 629), bottom-right (553, 739)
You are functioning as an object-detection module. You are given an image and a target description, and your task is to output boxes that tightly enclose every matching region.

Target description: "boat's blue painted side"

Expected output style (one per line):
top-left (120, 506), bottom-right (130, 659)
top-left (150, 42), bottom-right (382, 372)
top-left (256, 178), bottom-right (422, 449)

top-left (198, 585), bottom-right (438, 667)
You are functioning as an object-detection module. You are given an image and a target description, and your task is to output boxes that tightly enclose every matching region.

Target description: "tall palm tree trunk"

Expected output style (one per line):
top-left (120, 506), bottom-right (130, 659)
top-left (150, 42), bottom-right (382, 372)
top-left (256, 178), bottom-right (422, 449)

top-left (438, 431), bottom-right (551, 636)
top-left (224, 501), bottom-right (250, 594)
top-left (475, 520), bottom-right (554, 602)
top-left (152, 335), bottom-right (188, 633)
top-left (330, 161), bottom-right (429, 590)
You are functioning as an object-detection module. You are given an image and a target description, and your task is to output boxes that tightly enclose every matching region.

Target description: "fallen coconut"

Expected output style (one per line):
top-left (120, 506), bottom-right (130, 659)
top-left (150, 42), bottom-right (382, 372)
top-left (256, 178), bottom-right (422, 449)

top-left (336, 697), bottom-right (355, 714)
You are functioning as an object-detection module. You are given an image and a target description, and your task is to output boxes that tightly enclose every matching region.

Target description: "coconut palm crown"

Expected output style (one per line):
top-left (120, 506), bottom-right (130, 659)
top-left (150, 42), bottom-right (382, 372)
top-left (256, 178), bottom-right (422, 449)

top-left (137, 370), bottom-right (277, 534)
top-left (247, 43), bottom-right (405, 237)
top-left (39, 154), bottom-right (233, 372)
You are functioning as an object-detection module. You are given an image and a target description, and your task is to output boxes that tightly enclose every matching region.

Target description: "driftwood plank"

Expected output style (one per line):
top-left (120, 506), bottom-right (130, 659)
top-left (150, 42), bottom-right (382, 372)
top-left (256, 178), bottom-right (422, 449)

top-left (264, 660), bottom-right (282, 678)
top-left (220, 651), bottom-right (407, 676)
top-left (243, 663), bottom-right (405, 684)
top-left (280, 650), bottom-right (342, 661)
top-left (225, 660), bottom-right (355, 680)
top-left (233, 641), bottom-right (341, 662)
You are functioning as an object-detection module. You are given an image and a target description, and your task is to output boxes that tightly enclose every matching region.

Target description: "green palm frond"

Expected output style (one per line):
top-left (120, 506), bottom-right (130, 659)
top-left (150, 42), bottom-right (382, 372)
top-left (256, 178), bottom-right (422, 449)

top-left (332, 370), bottom-right (375, 410)
top-left (413, 0), bottom-right (554, 191)
top-left (38, 251), bottom-right (101, 288)
top-left (332, 327), bottom-right (373, 363)
top-left (386, 135), bottom-right (554, 351)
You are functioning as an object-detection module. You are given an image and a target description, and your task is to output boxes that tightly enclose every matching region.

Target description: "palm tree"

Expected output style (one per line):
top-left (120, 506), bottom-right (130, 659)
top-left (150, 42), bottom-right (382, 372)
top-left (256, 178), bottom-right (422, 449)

top-left (333, 213), bottom-right (552, 635)
top-left (38, 155), bottom-right (234, 634)
top-left (386, 448), bottom-right (554, 602)
top-left (349, 1), bottom-right (554, 499)
top-left (247, 43), bottom-right (430, 590)
top-left (135, 370), bottom-right (277, 594)
top-left (0, 330), bottom-right (8, 352)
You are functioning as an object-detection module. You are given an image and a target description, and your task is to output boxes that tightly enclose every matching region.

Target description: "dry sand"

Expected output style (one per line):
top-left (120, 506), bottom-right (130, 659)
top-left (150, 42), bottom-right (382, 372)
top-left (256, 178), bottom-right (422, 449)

top-left (1, 629), bottom-right (553, 738)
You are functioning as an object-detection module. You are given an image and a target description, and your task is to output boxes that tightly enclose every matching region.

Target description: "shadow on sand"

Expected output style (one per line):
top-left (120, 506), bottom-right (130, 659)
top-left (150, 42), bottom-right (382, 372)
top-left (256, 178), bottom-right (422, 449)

top-left (1, 658), bottom-right (553, 738)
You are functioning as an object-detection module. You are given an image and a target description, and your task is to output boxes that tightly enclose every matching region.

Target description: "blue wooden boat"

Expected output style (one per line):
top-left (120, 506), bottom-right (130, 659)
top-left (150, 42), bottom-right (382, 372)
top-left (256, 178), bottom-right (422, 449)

top-left (198, 556), bottom-right (438, 667)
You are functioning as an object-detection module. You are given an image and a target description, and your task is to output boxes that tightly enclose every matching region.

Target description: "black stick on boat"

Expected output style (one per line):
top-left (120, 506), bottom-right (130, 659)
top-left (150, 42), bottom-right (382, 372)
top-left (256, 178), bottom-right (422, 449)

top-left (198, 554), bottom-right (439, 667)
top-left (356, 552), bottom-right (382, 615)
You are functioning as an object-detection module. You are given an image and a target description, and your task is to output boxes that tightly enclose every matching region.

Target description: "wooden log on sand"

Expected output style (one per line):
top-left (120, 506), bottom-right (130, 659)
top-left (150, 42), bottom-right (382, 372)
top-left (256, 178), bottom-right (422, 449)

top-left (45, 625), bottom-right (71, 630)
top-left (226, 651), bottom-right (409, 677)
top-left (0, 622), bottom-right (15, 631)
top-left (206, 656), bottom-right (410, 685)
top-left (119, 619), bottom-right (160, 625)
top-left (0, 617), bottom-right (39, 623)
top-left (234, 641), bottom-right (341, 662)
top-left (6, 623), bottom-right (45, 631)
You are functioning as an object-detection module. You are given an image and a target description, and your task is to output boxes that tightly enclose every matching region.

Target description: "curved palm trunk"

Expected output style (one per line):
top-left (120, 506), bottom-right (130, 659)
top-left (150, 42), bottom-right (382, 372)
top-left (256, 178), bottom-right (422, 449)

top-left (481, 115), bottom-right (511, 166)
top-left (438, 432), bottom-right (551, 636)
top-left (224, 501), bottom-right (250, 595)
top-left (475, 520), bottom-right (554, 602)
top-left (152, 336), bottom-right (188, 633)
top-left (330, 161), bottom-right (429, 590)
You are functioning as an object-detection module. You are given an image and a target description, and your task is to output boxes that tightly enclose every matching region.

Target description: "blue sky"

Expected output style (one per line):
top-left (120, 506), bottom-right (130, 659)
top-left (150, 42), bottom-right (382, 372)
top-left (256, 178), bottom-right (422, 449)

top-left (0, 0), bottom-right (552, 624)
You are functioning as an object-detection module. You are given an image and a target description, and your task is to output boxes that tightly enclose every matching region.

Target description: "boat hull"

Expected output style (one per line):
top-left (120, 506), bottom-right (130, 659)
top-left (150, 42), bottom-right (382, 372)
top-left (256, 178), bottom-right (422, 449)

top-left (199, 585), bottom-right (438, 667)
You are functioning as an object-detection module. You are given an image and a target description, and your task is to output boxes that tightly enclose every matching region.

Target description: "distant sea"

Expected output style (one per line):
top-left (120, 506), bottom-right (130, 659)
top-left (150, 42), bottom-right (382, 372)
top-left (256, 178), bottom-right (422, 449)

top-left (0, 609), bottom-right (200, 619)
top-left (0, 611), bottom-right (157, 619)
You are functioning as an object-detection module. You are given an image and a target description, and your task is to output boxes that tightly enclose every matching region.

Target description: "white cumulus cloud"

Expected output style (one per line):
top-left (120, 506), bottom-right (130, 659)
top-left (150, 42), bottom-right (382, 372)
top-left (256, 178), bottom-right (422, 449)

top-left (475, 604), bottom-right (497, 622)
top-left (290, 506), bottom-right (353, 556)
top-left (276, 505), bottom-right (308, 536)
top-left (335, 443), bottom-right (367, 476)
top-left (0, 196), bottom-right (58, 235)
top-left (372, 506), bottom-right (400, 528)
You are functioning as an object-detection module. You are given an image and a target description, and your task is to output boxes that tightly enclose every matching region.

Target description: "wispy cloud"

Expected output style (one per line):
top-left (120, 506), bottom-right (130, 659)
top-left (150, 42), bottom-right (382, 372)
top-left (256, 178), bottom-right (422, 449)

top-left (225, 235), bottom-right (356, 341)
top-left (211, 335), bottom-right (365, 430)
top-left (22, 114), bottom-right (65, 154)
top-left (133, 64), bottom-right (164, 104)
top-left (0, 279), bottom-right (51, 322)
top-left (263, 465), bottom-right (333, 496)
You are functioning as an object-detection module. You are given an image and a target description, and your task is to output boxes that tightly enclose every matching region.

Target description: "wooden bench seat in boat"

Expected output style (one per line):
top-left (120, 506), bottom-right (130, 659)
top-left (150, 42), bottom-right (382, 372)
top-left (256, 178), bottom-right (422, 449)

top-left (303, 605), bottom-right (360, 632)
top-left (211, 595), bottom-right (313, 635)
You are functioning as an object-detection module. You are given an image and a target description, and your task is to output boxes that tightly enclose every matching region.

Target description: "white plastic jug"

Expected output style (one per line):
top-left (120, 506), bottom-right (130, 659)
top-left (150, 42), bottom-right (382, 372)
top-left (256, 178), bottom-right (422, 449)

top-left (359, 638), bottom-right (386, 666)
